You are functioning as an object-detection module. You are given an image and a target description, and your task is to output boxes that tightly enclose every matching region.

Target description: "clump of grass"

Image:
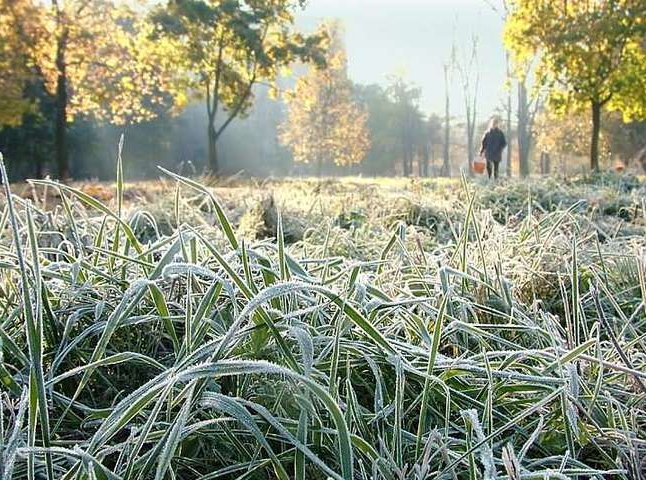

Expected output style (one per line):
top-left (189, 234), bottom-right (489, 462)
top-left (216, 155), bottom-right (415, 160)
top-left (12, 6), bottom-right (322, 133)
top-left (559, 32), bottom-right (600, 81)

top-left (1, 154), bottom-right (645, 479)
top-left (238, 193), bottom-right (305, 244)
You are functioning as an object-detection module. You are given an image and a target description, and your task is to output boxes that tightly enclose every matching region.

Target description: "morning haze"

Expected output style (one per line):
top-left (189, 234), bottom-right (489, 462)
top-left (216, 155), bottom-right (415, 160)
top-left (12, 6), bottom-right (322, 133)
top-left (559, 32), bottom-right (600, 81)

top-left (298, 0), bottom-right (507, 117)
top-left (1, 0), bottom-right (522, 180)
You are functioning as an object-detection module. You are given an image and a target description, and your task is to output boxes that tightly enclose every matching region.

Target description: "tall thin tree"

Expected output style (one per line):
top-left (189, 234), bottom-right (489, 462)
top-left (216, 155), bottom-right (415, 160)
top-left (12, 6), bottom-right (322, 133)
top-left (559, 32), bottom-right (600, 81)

top-left (456, 36), bottom-right (479, 175)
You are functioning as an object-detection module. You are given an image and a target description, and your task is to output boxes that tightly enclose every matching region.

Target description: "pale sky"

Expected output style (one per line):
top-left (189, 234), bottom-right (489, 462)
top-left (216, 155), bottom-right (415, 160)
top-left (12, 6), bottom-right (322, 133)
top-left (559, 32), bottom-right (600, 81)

top-left (297, 0), bottom-right (508, 123)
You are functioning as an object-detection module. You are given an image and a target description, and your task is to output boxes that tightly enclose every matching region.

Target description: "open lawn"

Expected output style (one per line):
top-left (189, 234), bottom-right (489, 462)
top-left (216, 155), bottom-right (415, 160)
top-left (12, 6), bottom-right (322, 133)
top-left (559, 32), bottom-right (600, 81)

top-left (1, 167), bottom-right (645, 479)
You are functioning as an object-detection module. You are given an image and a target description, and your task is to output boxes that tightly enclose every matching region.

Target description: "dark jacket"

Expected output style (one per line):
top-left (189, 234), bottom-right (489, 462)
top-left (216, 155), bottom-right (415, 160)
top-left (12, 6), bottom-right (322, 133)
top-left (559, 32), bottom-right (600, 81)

top-left (480, 127), bottom-right (507, 162)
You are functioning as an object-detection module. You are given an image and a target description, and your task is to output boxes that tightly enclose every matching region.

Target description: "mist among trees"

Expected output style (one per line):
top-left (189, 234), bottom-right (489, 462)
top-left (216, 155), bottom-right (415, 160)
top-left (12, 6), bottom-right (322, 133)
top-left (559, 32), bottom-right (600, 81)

top-left (1, 0), bottom-right (644, 181)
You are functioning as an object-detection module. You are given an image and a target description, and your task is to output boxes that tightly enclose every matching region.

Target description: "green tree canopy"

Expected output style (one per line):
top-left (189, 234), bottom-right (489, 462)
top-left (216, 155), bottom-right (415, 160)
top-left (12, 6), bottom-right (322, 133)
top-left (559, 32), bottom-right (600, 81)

top-left (150, 0), bottom-right (326, 173)
top-left (504, 0), bottom-right (646, 171)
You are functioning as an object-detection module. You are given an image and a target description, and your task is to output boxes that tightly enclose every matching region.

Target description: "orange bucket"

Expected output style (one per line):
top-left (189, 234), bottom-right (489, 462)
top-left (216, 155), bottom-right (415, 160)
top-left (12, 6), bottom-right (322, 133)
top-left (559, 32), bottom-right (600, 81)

top-left (473, 157), bottom-right (486, 174)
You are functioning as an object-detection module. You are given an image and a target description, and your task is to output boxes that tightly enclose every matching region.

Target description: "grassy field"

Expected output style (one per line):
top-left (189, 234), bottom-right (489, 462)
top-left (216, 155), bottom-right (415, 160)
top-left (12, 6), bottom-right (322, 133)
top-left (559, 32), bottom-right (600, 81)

top-left (1, 158), bottom-right (646, 479)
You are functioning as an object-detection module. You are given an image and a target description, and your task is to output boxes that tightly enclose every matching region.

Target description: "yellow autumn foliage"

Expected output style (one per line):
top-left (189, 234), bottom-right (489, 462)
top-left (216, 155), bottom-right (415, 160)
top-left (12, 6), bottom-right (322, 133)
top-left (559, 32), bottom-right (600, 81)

top-left (0, 0), bottom-right (173, 128)
top-left (280, 22), bottom-right (370, 172)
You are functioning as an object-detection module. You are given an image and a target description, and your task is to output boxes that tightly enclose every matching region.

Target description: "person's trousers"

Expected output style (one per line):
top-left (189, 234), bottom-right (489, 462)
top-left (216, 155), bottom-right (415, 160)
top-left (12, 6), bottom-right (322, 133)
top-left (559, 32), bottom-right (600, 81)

top-left (486, 158), bottom-right (500, 179)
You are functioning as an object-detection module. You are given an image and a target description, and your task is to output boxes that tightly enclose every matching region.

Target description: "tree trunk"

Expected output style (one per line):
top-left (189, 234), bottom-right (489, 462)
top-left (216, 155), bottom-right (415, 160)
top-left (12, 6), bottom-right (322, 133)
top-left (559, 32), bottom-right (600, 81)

top-left (417, 149), bottom-right (424, 177)
top-left (421, 144), bottom-right (429, 177)
top-left (506, 100), bottom-right (513, 177)
top-left (33, 142), bottom-right (44, 179)
top-left (466, 114), bottom-right (474, 176)
top-left (506, 55), bottom-right (513, 177)
top-left (466, 83), bottom-right (478, 177)
top-left (408, 145), bottom-right (415, 175)
top-left (517, 82), bottom-right (530, 177)
top-left (590, 100), bottom-right (601, 172)
top-left (54, 32), bottom-right (69, 180)
top-left (540, 152), bottom-right (551, 174)
top-left (442, 66), bottom-right (451, 177)
top-left (442, 118), bottom-right (450, 176)
top-left (402, 129), bottom-right (409, 176)
top-left (207, 121), bottom-right (218, 174)
top-left (507, 66), bottom-right (512, 177)
top-left (402, 150), bottom-right (408, 176)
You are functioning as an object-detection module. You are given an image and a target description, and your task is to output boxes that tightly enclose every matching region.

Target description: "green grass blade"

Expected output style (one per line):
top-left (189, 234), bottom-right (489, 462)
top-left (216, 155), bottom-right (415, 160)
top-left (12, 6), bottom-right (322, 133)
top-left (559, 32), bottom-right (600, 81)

top-left (158, 167), bottom-right (238, 250)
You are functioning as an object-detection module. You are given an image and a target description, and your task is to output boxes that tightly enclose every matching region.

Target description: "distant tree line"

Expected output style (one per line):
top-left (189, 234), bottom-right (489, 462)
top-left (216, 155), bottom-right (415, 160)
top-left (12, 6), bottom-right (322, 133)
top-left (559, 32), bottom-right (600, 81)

top-left (0, 0), bottom-right (326, 181)
top-left (1, 0), bottom-right (645, 181)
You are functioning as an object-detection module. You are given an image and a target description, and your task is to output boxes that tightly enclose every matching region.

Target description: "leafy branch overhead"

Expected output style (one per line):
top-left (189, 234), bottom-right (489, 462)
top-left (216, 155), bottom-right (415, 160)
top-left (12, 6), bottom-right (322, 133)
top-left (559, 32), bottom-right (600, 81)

top-left (149, 0), bottom-right (327, 173)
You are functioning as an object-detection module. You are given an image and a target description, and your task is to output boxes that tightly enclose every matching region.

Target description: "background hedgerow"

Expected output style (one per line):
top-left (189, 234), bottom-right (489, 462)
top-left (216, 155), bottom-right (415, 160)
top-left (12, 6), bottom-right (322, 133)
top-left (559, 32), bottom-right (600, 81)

top-left (1, 156), bottom-right (645, 479)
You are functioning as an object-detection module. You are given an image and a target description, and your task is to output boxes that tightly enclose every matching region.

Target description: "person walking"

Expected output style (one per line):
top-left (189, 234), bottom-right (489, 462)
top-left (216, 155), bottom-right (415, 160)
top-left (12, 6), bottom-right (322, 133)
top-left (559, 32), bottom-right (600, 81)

top-left (479, 117), bottom-right (507, 180)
